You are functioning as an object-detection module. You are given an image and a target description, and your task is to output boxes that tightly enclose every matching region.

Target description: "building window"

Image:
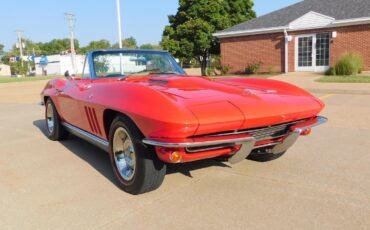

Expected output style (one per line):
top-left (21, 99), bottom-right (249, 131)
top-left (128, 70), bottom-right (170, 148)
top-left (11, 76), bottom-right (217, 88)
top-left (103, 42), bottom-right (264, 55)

top-left (298, 36), bottom-right (313, 67)
top-left (316, 33), bottom-right (330, 66)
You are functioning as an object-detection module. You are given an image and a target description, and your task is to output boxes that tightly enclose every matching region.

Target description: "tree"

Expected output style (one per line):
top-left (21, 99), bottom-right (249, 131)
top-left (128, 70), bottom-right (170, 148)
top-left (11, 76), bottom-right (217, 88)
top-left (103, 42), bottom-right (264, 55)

top-left (79, 39), bottom-right (111, 54)
top-left (139, 43), bottom-right (162, 50)
top-left (1, 39), bottom-right (36, 74)
top-left (38, 39), bottom-right (80, 55)
top-left (162, 0), bottom-right (256, 76)
top-left (122, 37), bottom-right (138, 48)
top-left (0, 43), bottom-right (4, 57)
top-left (113, 36), bottom-right (138, 49)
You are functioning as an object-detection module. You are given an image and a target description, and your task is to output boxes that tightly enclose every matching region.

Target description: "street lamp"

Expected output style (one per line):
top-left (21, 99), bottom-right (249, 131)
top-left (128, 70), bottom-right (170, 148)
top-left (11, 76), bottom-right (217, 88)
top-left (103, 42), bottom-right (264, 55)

top-left (15, 30), bottom-right (24, 68)
top-left (65, 13), bottom-right (77, 74)
top-left (116, 0), bottom-right (123, 48)
top-left (116, 0), bottom-right (124, 74)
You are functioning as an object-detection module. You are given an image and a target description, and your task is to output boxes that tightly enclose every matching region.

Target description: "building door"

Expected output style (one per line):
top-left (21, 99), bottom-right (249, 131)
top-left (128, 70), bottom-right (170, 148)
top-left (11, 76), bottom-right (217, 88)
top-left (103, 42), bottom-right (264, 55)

top-left (295, 33), bottom-right (330, 72)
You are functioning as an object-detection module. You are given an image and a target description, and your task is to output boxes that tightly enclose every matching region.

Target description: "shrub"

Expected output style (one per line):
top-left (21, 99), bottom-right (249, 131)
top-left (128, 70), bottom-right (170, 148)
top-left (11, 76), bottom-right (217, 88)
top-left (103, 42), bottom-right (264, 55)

top-left (218, 64), bottom-right (230, 75)
top-left (325, 66), bottom-right (336, 76)
top-left (332, 52), bottom-right (364, 76)
top-left (208, 56), bottom-right (230, 76)
top-left (245, 62), bottom-right (262, 74)
top-left (206, 67), bottom-right (213, 76)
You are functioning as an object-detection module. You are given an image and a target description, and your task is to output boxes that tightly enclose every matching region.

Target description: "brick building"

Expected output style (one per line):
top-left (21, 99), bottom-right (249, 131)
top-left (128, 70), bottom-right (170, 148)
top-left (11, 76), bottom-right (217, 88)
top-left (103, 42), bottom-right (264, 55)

top-left (214, 0), bottom-right (370, 73)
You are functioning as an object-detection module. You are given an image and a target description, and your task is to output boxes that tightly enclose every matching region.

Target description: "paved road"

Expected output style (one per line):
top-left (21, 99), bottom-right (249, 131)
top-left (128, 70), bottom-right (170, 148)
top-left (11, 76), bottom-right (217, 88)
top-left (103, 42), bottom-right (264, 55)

top-left (0, 81), bottom-right (369, 229)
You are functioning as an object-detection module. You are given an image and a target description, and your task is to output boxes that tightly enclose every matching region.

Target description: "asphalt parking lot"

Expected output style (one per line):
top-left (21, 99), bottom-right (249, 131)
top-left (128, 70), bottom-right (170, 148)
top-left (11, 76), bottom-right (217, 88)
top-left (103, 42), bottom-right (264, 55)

top-left (1, 81), bottom-right (370, 229)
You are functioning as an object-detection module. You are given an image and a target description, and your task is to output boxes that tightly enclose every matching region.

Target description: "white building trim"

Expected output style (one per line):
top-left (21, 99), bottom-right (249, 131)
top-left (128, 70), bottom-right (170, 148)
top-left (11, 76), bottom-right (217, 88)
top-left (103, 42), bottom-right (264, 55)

top-left (288, 11), bottom-right (335, 30)
top-left (214, 15), bottom-right (370, 39)
top-left (332, 17), bottom-right (370, 26)
top-left (213, 26), bottom-right (287, 38)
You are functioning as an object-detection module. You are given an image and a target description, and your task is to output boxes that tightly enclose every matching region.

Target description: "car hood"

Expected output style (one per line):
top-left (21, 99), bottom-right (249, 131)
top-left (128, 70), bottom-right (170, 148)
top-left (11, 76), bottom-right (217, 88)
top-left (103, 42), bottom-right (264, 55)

top-left (137, 75), bottom-right (324, 136)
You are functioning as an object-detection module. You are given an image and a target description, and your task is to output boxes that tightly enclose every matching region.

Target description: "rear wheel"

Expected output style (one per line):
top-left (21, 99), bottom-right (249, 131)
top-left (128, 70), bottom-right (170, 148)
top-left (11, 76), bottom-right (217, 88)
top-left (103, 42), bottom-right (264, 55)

top-left (45, 98), bottom-right (68, 141)
top-left (109, 115), bottom-right (166, 195)
top-left (247, 151), bottom-right (286, 162)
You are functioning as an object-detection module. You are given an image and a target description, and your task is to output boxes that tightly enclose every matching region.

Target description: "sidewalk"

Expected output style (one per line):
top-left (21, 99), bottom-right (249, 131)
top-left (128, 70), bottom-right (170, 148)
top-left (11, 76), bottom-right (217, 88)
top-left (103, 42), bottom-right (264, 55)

top-left (270, 72), bottom-right (370, 95)
top-left (186, 68), bottom-right (370, 95)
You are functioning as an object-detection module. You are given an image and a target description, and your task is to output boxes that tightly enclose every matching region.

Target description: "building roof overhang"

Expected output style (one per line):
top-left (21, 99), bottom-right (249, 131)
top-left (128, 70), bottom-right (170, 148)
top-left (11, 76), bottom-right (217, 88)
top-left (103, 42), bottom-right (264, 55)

top-left (214, 15), bottom-right (370, 39)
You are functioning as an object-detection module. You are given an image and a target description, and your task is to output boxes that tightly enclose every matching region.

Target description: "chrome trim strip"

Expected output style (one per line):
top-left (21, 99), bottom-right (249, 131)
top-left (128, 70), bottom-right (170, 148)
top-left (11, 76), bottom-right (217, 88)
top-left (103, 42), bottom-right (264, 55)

top-left (295, 116), bottom-right (328, 132)
top-left (142, 136), bottom-right (255, 148)
top-left (62, 122), bottom-right (109, 152)
top-left (205, 120), bottom-right (305, 138)
top-left (270, 116), bottom-right (328, 154)
top-left (186, 144), bottom-right (235, 153)
top-left (253, 142), bottom-right (281, 149)
top-left (186, 141), bottom-right (280, 153)
top-left (228, 138), bottom-right (256, 164)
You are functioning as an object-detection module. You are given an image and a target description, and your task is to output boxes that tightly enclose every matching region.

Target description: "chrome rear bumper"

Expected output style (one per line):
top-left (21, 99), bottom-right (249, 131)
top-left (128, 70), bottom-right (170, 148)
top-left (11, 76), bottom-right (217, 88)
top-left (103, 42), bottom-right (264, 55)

top-left (143, 116), bottom-right (328, 164)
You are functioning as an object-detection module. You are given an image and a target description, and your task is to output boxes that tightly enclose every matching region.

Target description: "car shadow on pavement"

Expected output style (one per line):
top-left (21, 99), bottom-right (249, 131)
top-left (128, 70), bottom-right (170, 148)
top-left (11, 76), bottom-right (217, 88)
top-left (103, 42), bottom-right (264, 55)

top-left (33, 119), bottom-right (231, 185)
top-left (33, 119), bottom-right (121, 188)
top-left (166, 160), bottom-right (231, 177)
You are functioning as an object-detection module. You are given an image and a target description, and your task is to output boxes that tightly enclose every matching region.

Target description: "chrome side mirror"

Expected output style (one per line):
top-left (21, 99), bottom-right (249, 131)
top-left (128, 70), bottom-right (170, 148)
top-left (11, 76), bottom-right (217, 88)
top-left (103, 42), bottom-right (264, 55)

top-left (64, 70), bottom-right (75, 80)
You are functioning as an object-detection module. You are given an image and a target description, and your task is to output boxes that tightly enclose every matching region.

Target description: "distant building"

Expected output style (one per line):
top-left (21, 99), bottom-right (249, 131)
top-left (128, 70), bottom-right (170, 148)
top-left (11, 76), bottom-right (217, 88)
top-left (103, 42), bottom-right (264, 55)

top-left (215, 0), bottom-right (370, 73)
top-left (34, 54), bottom-right (85, 76)
top-left (0, 64), bottom-right (11, 76)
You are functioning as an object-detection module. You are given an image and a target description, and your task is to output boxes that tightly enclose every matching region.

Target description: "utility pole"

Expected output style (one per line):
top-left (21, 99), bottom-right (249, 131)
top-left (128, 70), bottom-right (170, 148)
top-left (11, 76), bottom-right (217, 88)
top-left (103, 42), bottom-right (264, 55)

top-left (116, 0), bottom-right (123, 48)
top-left (65, 13), bottom-right (77, 74)
top-left (15, 30), bottom-right (24, 68)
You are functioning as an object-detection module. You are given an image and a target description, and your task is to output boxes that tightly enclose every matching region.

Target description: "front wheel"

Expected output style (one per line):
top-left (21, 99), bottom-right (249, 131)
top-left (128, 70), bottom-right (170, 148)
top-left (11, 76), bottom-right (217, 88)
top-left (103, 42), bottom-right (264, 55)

top-left (45, 98), bottom-right (68, 141)
top-left (109, 116), bottom-right (166, 195)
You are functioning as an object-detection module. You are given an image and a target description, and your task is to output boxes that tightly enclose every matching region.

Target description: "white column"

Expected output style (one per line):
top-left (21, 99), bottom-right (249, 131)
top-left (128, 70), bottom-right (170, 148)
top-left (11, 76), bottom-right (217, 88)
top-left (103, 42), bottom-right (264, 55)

top-left (284, 29), bottom-right (291, 73)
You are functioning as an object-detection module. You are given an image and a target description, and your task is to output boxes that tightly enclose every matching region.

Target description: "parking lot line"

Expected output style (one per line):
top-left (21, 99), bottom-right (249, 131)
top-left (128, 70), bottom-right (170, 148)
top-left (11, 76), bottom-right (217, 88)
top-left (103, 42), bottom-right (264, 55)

top-left (319, 94), bottom-right (335, 100)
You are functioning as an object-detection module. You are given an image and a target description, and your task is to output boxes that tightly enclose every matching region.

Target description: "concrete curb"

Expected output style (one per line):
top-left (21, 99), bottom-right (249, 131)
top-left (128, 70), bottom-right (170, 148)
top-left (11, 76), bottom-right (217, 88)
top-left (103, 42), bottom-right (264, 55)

top-left (305, 88), bottom-right (370, 95)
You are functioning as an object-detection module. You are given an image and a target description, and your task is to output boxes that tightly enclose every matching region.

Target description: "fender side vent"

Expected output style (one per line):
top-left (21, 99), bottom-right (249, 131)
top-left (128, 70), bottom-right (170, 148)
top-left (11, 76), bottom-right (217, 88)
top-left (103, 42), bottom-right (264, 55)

top-left (84, 106), bottom-right (102, 135)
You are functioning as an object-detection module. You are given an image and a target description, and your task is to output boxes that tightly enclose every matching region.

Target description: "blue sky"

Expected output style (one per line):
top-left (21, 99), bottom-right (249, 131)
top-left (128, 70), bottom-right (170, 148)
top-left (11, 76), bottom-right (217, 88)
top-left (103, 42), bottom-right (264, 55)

top-left (0, 0), bottom-right (300, 51)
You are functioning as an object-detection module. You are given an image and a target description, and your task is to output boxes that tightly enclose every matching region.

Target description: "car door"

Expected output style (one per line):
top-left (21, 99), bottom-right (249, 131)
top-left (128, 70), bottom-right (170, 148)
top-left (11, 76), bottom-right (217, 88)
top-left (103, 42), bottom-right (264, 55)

top-left (74, 55), bottom-right (106, 138)
top-left (55, 78), bottom-right (85, 128)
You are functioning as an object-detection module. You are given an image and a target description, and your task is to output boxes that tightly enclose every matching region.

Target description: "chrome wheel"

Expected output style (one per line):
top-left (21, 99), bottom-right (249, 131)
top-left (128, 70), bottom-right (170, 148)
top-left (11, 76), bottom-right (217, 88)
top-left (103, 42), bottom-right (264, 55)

top-left (113, 127), bottom-right (136, 181)
top-left (46, 102), bottom-right (54, 134)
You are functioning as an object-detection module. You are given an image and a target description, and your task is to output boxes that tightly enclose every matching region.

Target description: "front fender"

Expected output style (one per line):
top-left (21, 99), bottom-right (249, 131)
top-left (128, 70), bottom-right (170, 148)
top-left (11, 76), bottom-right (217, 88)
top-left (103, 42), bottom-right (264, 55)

top-left (41, 79), bottom-right (67, 101)
top-left (40, 79), bottom-right (68, 114)
top-left (91, 82), bottom-right (199, 139)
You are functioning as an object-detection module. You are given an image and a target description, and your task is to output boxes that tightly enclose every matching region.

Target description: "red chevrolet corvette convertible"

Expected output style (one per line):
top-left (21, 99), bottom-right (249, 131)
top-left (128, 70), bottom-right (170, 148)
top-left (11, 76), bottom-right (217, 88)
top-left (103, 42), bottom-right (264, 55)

top-left (41, 49), bottom-right (327, 194)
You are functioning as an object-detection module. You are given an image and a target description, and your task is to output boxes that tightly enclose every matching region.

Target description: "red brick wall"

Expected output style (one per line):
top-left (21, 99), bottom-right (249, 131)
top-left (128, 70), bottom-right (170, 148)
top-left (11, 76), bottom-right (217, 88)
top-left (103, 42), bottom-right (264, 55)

top-left (220, 24), bottom-right (370, 73)
top-left (220, 33), bottom-right (285, 73)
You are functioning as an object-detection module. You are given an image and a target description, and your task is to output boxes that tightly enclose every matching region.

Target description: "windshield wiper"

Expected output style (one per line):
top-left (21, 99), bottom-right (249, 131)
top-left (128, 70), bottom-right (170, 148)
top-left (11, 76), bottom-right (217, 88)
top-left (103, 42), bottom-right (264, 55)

top-left (149, 71), bottom-right (179, 75)
top-left (125, 71), bottom-right (180, 78)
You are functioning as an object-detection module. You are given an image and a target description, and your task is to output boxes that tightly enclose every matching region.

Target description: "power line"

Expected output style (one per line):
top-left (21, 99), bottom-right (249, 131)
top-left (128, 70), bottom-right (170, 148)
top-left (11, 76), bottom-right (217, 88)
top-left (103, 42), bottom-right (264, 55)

top-left (65, 13), bottom-right (77, 74)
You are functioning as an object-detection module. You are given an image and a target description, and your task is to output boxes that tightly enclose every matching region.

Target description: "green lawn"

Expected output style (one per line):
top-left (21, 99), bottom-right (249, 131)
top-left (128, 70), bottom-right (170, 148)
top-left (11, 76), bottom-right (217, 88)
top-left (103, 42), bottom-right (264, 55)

top-left (316, 76), bottom-right (370, 83)
top-left (0, 76), bottom-right (62, 84)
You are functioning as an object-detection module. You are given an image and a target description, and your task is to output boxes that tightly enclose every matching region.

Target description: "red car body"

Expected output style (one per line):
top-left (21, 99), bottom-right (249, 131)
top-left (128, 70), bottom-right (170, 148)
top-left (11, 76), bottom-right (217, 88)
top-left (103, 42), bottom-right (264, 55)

top-left (41, 50), bottom-right (326, 165)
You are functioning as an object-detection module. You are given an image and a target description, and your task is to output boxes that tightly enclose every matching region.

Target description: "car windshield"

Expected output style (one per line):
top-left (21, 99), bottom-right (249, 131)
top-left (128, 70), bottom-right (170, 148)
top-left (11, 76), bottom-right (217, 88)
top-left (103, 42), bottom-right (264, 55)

top-left (92, 50), bottom-right (185, 78)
